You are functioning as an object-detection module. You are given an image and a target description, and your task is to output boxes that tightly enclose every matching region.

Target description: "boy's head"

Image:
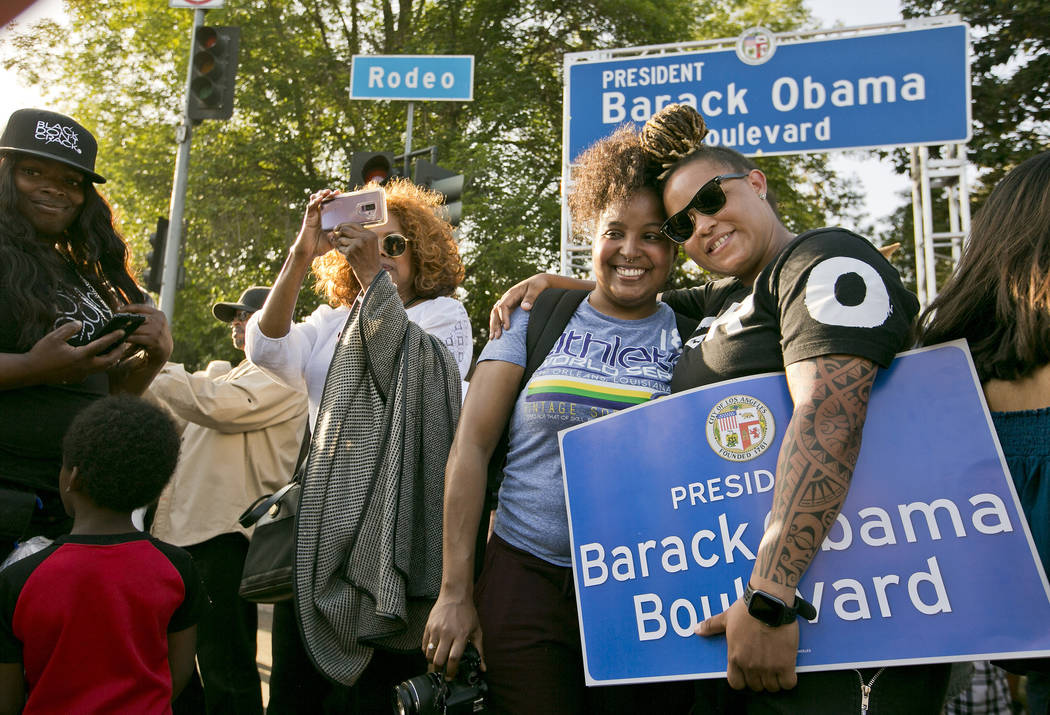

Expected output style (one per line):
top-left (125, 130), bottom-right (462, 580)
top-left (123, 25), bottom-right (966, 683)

top-left (61, 394), bottom-right (180, 514)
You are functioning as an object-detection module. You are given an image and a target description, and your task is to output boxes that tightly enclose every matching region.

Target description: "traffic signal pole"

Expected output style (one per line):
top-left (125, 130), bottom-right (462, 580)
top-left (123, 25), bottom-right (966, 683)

top-left (160, 9), bottom-right (204, 319)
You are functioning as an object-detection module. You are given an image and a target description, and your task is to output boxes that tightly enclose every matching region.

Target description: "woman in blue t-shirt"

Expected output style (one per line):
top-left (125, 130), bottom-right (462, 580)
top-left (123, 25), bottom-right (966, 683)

top-left (919, 150), bottom-right (1050, 714)
top-left (421, 125), bottom-right (693, 714)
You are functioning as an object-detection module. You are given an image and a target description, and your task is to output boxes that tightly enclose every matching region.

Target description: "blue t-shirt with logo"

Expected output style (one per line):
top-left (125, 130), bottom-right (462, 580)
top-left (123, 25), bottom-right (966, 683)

top-left (479, 297), bottom-right (684, 566)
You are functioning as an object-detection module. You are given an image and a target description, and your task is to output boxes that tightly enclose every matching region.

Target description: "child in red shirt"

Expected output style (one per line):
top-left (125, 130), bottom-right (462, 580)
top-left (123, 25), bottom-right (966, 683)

top-left (0, 395), bottom-right (205, 714)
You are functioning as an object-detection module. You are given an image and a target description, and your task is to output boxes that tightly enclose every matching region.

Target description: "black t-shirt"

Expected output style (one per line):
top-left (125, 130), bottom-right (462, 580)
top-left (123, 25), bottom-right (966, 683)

top-left (662, 228), bottom-right (920, 392)
top-left (0, 267), bottom-right (114, 493)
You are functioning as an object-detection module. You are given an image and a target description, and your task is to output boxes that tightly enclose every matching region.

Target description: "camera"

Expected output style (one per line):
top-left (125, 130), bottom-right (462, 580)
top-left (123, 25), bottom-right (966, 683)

top-left (391, 643), bottom-right (487, 715)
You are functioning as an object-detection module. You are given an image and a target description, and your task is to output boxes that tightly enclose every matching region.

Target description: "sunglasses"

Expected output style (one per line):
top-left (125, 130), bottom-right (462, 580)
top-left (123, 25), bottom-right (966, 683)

top-left (660, 173), bottom-right (749, 243)
top-left (233, 310), bottom-right (253, 322)
top-left (381, 232), bottom-right (411, 258)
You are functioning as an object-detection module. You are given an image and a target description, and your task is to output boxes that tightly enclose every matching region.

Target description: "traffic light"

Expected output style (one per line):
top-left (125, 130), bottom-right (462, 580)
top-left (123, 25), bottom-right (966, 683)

top-left (414, 159), bottom-right (464, 227)
top-left (187, 26), bottom-right (241, 122)
top-left (144, 217), bottom-right (169, 293)
top-left (349, 151), bottom-right (401, 187)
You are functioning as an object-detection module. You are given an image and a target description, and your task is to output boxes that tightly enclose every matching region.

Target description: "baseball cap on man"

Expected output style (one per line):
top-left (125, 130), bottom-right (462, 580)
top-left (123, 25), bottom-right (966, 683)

top-left (212, 286), bottom-right (271, 322)
top-left (0, 108), bottom-right (105, 183)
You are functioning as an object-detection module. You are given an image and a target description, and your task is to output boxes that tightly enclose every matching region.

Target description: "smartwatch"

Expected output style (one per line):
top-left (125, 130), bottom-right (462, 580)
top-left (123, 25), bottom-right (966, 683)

top-left (743, 584), bottom-right (817, 627)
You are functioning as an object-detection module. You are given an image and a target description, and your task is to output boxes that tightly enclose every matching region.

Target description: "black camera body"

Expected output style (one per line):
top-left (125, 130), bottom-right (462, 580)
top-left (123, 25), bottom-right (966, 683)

top-left (392, 643), bottom-right (487, 715)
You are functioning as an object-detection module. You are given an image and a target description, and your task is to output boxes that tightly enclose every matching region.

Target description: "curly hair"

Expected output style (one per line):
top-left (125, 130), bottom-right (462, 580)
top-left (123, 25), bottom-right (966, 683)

top-left (0, 152), bottom-right (144, 350)
top-left (568, 124), bottom-right (657, 236)
top-left (312, 178), bottom-right (465, 308)
top-left (919, 151), bottom-right (1050, 382)
top-left (640, 103), bottom-right (779, 215)
top-left (62, 394), bottom-right (181, 512)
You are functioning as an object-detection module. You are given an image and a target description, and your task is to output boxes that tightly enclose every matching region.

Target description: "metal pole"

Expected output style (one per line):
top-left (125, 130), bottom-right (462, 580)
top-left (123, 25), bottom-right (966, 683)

top-left (403, 101), bottom-right (414, 178)
top-left (918, 146), bottom-right (938, 306)
top-left (160, 8), bottom-right (204, 319)
top-left (909, 147), bottom-right (926, 308)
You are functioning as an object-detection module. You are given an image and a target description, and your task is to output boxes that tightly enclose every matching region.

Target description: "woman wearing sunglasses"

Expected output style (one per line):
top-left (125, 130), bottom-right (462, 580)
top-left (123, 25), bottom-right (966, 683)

top-left (245, 178), bottom-right (471, 713)
top-left (491, 104), bottom-right (948, 712)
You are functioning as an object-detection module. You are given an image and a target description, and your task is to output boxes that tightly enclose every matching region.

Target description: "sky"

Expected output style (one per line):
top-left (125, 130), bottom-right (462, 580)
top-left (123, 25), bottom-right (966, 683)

top-left (0, 0), bottom-right (911, 228)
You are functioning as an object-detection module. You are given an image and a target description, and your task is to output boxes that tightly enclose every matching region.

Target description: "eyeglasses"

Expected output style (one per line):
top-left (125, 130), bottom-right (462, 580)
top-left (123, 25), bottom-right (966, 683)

top-left (660, 173), bottom-right (749, 243)
top-left (381, 232), bottom-right (411, 258)
top-left (233, 310), bottom-right (253, 322)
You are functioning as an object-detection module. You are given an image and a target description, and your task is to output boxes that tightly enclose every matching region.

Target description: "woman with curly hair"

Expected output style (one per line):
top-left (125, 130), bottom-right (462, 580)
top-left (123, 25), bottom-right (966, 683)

top-left (421, 125), bottom-right (694, 714)
top-left (245, 177), bottom-right (471, 713)
top-left (0, 109), bottom-right (172, 559)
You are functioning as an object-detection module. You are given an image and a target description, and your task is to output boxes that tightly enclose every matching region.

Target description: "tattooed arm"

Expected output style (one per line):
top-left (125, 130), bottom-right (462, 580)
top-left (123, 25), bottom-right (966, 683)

top-left (696, 354), bottom-right (878, 692)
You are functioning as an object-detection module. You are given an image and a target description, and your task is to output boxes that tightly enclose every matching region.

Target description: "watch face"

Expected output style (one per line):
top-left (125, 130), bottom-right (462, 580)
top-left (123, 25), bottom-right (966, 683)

top-left (748, 591), bottom-right (787, 626)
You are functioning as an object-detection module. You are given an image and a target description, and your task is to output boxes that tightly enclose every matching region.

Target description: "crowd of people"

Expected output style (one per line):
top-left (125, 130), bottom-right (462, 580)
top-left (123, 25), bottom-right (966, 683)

top-left (0, 101), bottom-right (1046, 715)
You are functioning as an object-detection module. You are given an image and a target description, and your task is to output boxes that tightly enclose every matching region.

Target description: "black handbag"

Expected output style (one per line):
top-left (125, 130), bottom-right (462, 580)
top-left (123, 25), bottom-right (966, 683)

top-left (237, 479), bottom-right (299, 603)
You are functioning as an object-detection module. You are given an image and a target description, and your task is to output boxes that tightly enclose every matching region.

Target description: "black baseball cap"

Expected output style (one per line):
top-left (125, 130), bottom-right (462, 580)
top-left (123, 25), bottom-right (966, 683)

top-left (0, 108), bottom-right (105, 183)
top-left (212, 286), bottom-right (271, 322)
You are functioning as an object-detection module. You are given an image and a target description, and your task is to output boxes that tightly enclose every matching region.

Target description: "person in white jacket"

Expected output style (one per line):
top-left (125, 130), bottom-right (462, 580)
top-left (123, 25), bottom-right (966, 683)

top-left (148, 286), bottom-right (308, 715)
top-left (246, 178), bottom-right (472, 714)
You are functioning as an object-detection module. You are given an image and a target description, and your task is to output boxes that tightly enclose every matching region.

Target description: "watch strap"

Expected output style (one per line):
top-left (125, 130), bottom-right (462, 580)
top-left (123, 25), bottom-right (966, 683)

top-left (744, 583), bottom-right (817, 625)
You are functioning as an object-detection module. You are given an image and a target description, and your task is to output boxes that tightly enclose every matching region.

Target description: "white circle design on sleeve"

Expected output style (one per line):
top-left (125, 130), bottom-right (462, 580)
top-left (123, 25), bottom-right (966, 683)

top-left (804, 256), bottom-right (891, 328)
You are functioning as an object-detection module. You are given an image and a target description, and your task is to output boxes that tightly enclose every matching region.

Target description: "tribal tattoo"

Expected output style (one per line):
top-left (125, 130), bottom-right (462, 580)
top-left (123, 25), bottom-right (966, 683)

top-left (756, 354), bottom-right (878, 588)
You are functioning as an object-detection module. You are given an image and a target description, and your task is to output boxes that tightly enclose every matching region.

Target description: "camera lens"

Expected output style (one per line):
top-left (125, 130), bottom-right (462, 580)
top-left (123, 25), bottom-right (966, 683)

top-left (392, 673), bottom-right (442, 715)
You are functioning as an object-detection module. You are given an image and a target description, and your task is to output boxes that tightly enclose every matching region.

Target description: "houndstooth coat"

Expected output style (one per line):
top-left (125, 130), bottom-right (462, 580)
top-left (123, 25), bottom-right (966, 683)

top-left (293, 271), bottom-right (461, 686)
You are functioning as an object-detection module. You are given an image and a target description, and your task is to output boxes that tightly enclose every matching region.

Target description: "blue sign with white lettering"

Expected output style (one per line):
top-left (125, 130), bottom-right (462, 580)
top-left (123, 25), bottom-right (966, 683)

top-left (559, 343), bottom-right (1050, 684)
top-left (566, 24), bottom-right (970, 159)
top-left (350, 55), bottom-right (474, 101)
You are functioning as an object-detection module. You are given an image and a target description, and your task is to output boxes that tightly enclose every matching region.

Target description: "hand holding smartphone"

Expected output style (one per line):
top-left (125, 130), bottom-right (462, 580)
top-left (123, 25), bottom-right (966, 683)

top-left (320, 187), bottom-right (387, 231)
top-left (69, 313), bottom-right (147, 354)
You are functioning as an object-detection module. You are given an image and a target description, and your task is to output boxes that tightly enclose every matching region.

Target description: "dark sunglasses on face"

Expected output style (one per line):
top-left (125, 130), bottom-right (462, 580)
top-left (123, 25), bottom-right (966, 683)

top-left (382, 232), bottom-right (410, 258)
top-left (660, 173), bottom-right (750, 243)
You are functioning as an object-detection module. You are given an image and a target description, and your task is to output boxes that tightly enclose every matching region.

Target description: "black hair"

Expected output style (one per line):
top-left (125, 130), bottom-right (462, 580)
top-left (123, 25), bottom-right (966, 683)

top-left (0, 152), bottom-right (145, 350)
top-left (918, 151), bottom-right (1050, 381)
top-left (62, 394), bottom-right (181, 512)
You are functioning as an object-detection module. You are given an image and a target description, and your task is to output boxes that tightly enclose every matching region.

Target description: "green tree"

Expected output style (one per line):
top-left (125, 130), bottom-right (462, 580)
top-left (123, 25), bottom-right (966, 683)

top-left (3, 0), bottom-right (861, 370)
top-left (901, 0), bottom-right (1048, 182)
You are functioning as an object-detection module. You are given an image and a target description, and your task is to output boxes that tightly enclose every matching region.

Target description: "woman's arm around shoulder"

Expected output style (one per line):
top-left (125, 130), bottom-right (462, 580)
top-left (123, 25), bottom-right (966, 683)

top-left (489, 273), bottom-right (595, 339)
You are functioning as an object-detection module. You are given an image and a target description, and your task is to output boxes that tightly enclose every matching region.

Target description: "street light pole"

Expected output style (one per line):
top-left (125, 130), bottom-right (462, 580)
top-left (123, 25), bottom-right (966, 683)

top-left (160, 8), bottom-right (204, 319)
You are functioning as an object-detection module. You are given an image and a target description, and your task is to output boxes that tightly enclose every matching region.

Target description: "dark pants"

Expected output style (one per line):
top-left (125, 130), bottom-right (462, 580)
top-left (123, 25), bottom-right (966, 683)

top-left (184, 533), bottom-right (263, 715)
top-left (267, 599), bottom-right (426, 714)
top-left (475, 534), bottom-right (694, 715)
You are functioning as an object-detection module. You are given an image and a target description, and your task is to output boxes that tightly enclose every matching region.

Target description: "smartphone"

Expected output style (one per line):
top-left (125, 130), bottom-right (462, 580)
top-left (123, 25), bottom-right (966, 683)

top-left (320, 188), bottom-right (387, 231)
top-left (69, 313), bottom-right (146, 353)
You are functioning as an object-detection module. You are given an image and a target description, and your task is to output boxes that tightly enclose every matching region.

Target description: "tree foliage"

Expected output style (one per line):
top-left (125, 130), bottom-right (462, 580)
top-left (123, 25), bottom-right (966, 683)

top-left (901, 0), bottom-right (1048, 182)
top-left (2, 0), bottom-right (864, 369)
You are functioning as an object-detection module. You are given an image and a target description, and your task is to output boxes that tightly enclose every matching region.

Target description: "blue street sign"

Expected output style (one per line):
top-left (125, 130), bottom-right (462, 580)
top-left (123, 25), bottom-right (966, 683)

top-left (566, 23), bottom-right (970, 159)
top-left (350, 55), bottom-right (474, 102)
top-left (559, 342), bottom-right (1050, 684)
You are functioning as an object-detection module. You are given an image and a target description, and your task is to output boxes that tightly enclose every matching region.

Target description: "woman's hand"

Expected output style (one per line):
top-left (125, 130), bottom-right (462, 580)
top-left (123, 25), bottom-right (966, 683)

top-left (331, 222), bottom-right (382, 289)
top-left (118, 304), bottom-right (173, 368)
top-left (422, 592), bottom-right (486, 680)
top-left (488, 274), bottom-right (551, 339)
top-left (291, 190), bottom-right (339, 260)
top-left (488, 273), bottom-right (596, 339)
top-left (6, 320), bottom-right (126, 388)
top-left (108, 305), bottom-right (173, 394)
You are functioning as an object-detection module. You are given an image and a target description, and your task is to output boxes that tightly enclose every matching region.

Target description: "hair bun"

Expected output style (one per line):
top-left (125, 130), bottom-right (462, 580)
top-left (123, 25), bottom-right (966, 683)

top-left (641, 104), bottom-right (708, 179)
